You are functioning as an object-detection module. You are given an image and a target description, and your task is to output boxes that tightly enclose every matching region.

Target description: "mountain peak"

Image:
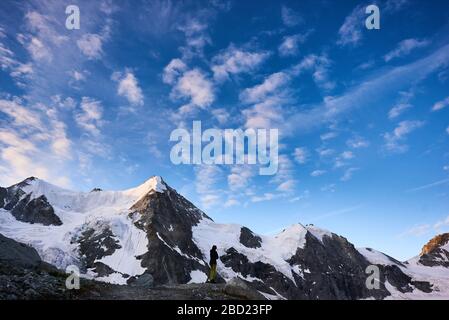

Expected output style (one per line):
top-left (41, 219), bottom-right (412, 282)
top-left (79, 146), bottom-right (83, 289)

top-left (421, 233), bottom-right (449, 256)
top-left (123, 175), bottom-right (167, 200)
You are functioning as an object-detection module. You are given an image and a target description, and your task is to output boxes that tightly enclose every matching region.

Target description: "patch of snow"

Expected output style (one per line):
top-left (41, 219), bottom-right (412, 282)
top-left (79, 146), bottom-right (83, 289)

top-left (357, 247), bottom-right (398, 266)
top-left (96, 215), bottom-right (147, 277)
top-left (96, 272), bottom-right (128, 285)
top-left (188, 270), bottom-right (208, 284)
top-left (305, 225), bottom-right (332, 242)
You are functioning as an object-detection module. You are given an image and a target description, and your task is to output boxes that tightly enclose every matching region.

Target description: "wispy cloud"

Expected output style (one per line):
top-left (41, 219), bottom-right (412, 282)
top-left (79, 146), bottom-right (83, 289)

top-left (278, 32), bottom-right (311, 57)
top-left (286, 44), bottom-right (449, 134)
top-left (341, 167), bottom-right (359, 182)
top-left (383, 120), bottom-right (425, 153)
top-left (281, 5), bottom-right (303, 27)
top-left (211, 45), bottom-right (269, 81)
top-left (337, 5), bottom-right (365, 47)
top-left (384, 38), bottom-right (430, 62)
top-left (112, 70), bottom-right (144, 106)
top-left (431, 96), bottom-right (449, 112)
top-left (406, 178), bottom-right (449, 193)
top-left (293, 147), bottom-right (309, 164)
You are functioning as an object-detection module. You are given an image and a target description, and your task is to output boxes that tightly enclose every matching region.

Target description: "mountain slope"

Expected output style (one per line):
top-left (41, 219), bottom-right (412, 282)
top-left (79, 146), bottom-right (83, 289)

top-left (0, 176), bottom-right (448, 300)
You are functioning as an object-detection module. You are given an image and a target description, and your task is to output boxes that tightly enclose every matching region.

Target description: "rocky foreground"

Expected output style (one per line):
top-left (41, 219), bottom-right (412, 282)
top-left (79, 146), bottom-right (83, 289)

top-left (0, 233), bottom-right (264, 300)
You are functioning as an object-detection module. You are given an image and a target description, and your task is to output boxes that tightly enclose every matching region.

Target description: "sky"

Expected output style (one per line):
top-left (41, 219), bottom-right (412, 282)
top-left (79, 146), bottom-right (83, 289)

top-left (0, 0), bottom-right (448, 260)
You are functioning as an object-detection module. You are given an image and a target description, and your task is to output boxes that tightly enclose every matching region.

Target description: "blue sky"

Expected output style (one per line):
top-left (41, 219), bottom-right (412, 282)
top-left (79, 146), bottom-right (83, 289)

top-left (0, 0), bottom-right (448, 260)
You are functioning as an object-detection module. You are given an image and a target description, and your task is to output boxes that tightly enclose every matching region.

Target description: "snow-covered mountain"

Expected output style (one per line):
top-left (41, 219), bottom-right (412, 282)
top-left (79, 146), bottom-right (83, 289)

top-left (1, 176), bottom-right (448, 300)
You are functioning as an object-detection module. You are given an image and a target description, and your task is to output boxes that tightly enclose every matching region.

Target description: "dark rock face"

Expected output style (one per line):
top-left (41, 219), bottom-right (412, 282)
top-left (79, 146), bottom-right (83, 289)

top-left (221, 247), bottom-right (294, 298)
top-left (284, 232), bottom-right (388, 299)
top-left (239, 227), bottom-right (262, 248)
top-left (0, 178), bottom-right (62, 226)
top-left (220, 231), bottom-right (399, 300)
top-left (76, 225), bottom-right (122, 277)
top-left (10, 194), bottom-right (62, 226)
top-left (0, 187), bottom-right (7, 207)
top-left (0, 233), bottom-right (68, 300)
top-left (130, 184), bottom-right (212, 285)
top-left (0, 233), bottom-right (44, 269)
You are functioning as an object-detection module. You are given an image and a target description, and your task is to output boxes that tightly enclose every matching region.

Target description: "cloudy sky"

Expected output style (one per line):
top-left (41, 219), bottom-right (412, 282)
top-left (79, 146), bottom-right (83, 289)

top-left (0, 0), bottom-right (448, 260)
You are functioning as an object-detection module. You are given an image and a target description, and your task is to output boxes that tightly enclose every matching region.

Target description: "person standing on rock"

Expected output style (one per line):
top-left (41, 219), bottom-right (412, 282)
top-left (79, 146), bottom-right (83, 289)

top-left (207, 245), bottom-right (219, 283)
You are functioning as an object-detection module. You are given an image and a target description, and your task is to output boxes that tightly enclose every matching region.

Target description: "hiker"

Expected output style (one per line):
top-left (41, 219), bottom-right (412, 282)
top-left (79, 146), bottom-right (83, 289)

top-left (207, 245), bottom-right (219, 283)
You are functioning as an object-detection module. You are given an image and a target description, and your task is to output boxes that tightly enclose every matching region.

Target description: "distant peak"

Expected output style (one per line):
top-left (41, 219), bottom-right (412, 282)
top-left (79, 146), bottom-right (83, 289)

top-left (11, 176), bottom-right (40, 188)
top-left (421, 233), bottom-right (449, 256)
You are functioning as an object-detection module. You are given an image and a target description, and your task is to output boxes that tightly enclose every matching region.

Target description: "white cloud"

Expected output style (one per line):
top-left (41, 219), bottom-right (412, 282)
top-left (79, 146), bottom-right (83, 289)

top-left (27, 37), bottom-right (52, 61)
top-left (228, 165), bottom-right (254, 191)
top-left (281, 5), bottom-right (302, 27)
top-left (385, 0), bottom-right (409, 13)
top-left (211, 108), bottom-right (230, 124)
top-left (271, 155), bottom-right (296, 193)
top-left (316, 147), bottom-right (334, 157)
top-left (289, 190), bottom-right (310, 202)
top-left (406, 178), bottom-right (449, 193)
top-left (400, 213), bottom-right (449, 238)
top-left (172, 68), bottom-right (214, 109)
top-left (346, 136), bottom-right (369, 149)
top-left (434, 215), bottom-right (449, 230)
top-left (431, 96), bottom-right (449, 112)
top-left (446, 126), bottom-right (449, 135)
top-left (293, 147), bottom-right (309, 164)
top-left (240, 72), bottom-right (289, 104)
top-left (341, 167), bottom-right (359, 182)
top-left (0, 99), bottom-right (72, 186)
top-left (224, 198), bottom-right (240, 207)
top-left (399, 224), bottom-right (431, 237)
top-left (195, 165), bottom-right (223, 209)
top-left (292, 54), bottom-right (335, 90)
top-left (251, 193), bottom-right (276, 203)
top-left (340, 151), bottom-right (354, 160)
top-left (278, 33), bottom-right (309, 57)
top-left (77, 33), bottom-right (104, 59)
top-left (388, 103), bottom-right (412, 119)
top-left (337, 5), bottom-right (365, 47)
top-left (285, 44), bottom-right (449, 134)
top-left (320, 131), bottom-right (338, 141)
top-left (162, 58), bottom-right (187, 85)
top-left (321, 184), bottom-right (336, 193)
top-left (384, 38), bottom-right (430, 62)
top-left (311, 170), bottom-right (326, 177)
top-left (277, 179), bottom-right (296, 192)
top-left (211, 45), bottom-right (269, 81)
top-left (75, 97), bottom-right (104, 136)
top-left (112, 71), bottom-right (144, 106)
top-left (178, 18), bottom-right (211, 58)
top-left (69, 70), bottom-right (87, 82)
top-left (242, 97), bottom-right (285, 129)
top-left (25, 11), bottom-right (68, 46)
top-left (383, 120), bottom-right (425, 153)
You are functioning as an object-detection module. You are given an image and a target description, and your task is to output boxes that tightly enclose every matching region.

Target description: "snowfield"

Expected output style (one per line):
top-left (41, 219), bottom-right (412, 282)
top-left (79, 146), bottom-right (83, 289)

top-left (0, 177), bottom-right (166, 284)
top-left (358, 247), bottom-right (449, 300)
